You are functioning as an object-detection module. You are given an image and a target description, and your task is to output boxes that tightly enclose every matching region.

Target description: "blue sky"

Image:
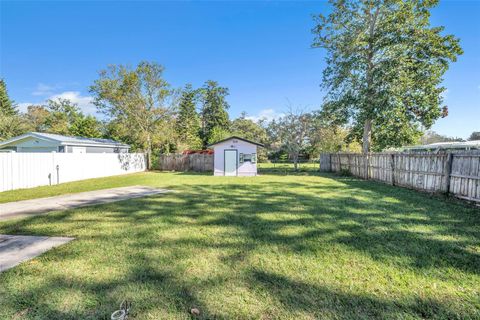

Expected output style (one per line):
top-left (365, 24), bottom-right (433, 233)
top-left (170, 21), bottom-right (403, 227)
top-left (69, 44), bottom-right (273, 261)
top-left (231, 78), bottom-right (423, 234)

top-left (1, 0), bottom-right (479, 139)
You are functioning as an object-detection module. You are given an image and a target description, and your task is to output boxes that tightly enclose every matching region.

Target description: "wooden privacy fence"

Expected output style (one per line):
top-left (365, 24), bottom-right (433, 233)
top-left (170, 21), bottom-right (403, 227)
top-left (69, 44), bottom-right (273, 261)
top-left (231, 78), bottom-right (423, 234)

top-left (156, 153), bottom-right (213, 172)
top-left (320, 151), bottom-right (480, 203)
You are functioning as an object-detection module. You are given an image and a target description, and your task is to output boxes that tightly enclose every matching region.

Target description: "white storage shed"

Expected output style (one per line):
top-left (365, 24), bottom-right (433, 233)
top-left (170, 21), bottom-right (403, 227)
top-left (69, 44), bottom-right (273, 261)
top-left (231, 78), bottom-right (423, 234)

top-left (208, 136), bottom-right (264, 176)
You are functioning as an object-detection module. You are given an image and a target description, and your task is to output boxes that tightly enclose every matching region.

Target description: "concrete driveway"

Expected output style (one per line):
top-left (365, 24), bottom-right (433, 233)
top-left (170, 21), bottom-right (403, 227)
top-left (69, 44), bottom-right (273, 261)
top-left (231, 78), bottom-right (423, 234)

top-left (0, 234), bottom-right (74, 272)
top-left (0, 185), bottom-right (170, 221)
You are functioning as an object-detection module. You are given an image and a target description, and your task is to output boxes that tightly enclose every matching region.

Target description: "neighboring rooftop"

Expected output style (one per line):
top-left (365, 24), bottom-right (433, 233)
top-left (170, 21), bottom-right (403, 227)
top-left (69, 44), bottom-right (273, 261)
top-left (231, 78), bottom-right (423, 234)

top-left (0, 132), bottom-right (130, 148)
top-left (404, 140), bottom-right (480, 151)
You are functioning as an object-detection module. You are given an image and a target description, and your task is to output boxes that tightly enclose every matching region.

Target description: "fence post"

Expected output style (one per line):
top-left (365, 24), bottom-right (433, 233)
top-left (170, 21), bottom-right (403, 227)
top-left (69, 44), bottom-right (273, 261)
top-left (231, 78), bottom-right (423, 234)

top-left (391, 153), bottom-right (395, 186)
top-left (445, 152), bottom-right (454, 194)
top-left (10, 152), bottom-right (15, 191)
top-left (347, 153), bottom-right (351, 174)
top-left (365, 153), bottom-right (369, 180)
top-left (51, 151), bottom-right (56, 185)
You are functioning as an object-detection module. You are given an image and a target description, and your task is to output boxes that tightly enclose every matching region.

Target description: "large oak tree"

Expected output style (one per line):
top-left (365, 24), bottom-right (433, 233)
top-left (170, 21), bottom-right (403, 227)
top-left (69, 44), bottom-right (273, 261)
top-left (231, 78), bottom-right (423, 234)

top-left (90, 61), bottom-right (172, 167)
top-left (313, 0), bottom-right (462, 152)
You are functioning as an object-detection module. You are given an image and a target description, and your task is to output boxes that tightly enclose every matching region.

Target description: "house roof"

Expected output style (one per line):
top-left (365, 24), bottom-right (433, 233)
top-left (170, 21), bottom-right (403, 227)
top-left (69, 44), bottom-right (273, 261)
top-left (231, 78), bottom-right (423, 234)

top-left (0, 132), bottom-right (130, 148)
top-left (207, 136), bottom-right (264, 148)
top-left (404, 140), bottom-right (480, 151)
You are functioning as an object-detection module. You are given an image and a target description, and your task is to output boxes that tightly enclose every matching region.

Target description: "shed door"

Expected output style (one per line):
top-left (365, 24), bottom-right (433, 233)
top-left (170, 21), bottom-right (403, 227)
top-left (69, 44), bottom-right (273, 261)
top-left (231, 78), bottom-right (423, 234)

top-left (224, 150), bottom-right (238, 176)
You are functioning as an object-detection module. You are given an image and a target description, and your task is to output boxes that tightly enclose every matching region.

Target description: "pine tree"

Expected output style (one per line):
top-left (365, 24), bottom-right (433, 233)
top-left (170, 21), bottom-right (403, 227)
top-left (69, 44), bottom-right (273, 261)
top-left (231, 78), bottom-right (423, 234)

top-left (176, 84), bottom-right (202, 150)
top-left (0, 79), bottom-right (17, 116)
top-left (200, 80), bottom-right (230, 147)
top-left (0, 79), bottom-right (26, 140)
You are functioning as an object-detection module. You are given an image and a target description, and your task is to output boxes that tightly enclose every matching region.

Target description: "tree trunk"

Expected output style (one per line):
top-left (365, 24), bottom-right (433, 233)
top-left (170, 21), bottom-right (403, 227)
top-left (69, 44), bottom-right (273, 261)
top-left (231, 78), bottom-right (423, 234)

top-left (362, 118), bottom-right (372, 154)
top-left (362, 7), bottom-right (379, 155)
top-left (293, 153), bottom-right (299, 171)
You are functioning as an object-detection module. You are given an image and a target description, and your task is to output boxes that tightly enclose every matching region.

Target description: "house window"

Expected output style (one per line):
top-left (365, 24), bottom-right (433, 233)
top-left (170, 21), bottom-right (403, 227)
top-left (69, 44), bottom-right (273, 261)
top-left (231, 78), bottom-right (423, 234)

top-left (239, 153), bottom-right (256, 163)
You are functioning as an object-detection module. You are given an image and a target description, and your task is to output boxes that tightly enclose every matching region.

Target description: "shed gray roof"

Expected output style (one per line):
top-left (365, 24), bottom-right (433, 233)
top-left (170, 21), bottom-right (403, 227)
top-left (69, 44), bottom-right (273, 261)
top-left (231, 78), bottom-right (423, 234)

top-left (0, 132), bottom-right (130, 148)
top-left (207, 136), bottom-right (264, 148)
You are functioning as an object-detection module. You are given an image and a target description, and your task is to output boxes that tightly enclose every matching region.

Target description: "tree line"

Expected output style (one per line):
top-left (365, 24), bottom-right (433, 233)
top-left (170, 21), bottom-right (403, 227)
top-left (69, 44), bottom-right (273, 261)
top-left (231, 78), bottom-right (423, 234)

top-left (420, 131), bottom-right (480, 145)
top-left (0, 69), bottom-right (360, 169)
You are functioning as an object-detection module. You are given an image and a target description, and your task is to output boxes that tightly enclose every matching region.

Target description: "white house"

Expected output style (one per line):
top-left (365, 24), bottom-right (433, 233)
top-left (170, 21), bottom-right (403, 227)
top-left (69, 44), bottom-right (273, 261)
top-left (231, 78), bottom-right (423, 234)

top-left (0, 132), bottom-right (130, 153)
top-left (208, 136), bottom-right (264, 176)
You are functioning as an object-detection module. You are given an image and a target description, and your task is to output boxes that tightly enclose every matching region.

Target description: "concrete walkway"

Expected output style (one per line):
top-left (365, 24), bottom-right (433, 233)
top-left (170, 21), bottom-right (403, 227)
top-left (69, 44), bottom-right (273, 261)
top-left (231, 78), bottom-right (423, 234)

top-left (0, 234), bottom-right (74, 272)
top-left (0, 186), bottom-right (170, 221)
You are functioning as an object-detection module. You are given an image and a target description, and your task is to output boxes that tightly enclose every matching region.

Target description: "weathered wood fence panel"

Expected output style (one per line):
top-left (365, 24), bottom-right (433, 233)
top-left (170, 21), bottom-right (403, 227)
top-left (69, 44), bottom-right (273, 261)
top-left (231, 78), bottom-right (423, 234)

top-left (319, 153), bottom-right (331, 172)
top-left (449, 153), bottom-right (480, 202)
top-left (320, 151), bottom-right (480, 203)
top-left (392, 153), bottom-right (449, 192)
top-left (352, 153), bottom-right (368, 179)
top-left (369, 153), bottom-right (392, 183)
top-left (156, 154), bottom-right (213, 172)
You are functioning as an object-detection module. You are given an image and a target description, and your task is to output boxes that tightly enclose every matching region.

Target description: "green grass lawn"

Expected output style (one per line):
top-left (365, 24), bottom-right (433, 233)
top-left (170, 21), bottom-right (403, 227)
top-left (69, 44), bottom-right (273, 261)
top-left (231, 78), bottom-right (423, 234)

top-left (257, 161), bottom-right (319, 173)
top-left (0, 172), bottom-right (479, 319)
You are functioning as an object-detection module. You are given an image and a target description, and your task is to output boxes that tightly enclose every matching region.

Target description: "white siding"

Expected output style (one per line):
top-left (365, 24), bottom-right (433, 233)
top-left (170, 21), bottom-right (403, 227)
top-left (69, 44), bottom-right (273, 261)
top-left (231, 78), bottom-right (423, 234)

top-left (13, 137), bottom-right (60, 150)
top-left (0, 153), bottom-right (146, 192)
top-left (71, 147), bottom-right (86, 154)
top-left (17, 147), bottom-right (58, 152)
top-left (213, 139), bottom-right (258, 176)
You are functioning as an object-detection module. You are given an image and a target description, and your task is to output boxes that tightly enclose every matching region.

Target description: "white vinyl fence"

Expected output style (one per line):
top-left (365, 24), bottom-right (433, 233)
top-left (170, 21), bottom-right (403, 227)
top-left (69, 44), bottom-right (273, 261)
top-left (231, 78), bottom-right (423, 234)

top-left (0, 152), bottom-right (146, 192)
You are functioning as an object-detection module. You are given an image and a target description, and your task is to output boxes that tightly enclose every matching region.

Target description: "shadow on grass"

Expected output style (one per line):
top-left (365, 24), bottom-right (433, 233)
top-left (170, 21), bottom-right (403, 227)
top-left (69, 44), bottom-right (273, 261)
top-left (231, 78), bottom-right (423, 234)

top-left (0, 173), bottom-right (479, 318)
top-left (249, 269), bottom-right (466, 319)
top-left (2, 251), bottom-right (214, 319)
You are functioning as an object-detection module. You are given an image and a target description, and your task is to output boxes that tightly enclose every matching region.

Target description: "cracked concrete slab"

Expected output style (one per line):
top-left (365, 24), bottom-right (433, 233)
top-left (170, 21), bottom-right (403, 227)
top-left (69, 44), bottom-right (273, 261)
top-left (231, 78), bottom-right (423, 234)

top-left (0, 234), bottom-right (74, 272)
top-left (0, 186), bottom-right (171, 221)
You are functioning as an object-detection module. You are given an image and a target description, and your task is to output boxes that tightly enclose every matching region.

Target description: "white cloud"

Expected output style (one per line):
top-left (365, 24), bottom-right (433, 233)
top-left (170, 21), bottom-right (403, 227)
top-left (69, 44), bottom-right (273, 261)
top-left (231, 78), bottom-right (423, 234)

top-left (17, 91), bottom-right (97, 116)
top-left (245, 108), bottom-right (284, 122)
top-left (32, 83), bottom-right (56, 96)
top-left (49, 91), bottom-right (96, 115)
top-left (17, 102), bottom-right (35, 113)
